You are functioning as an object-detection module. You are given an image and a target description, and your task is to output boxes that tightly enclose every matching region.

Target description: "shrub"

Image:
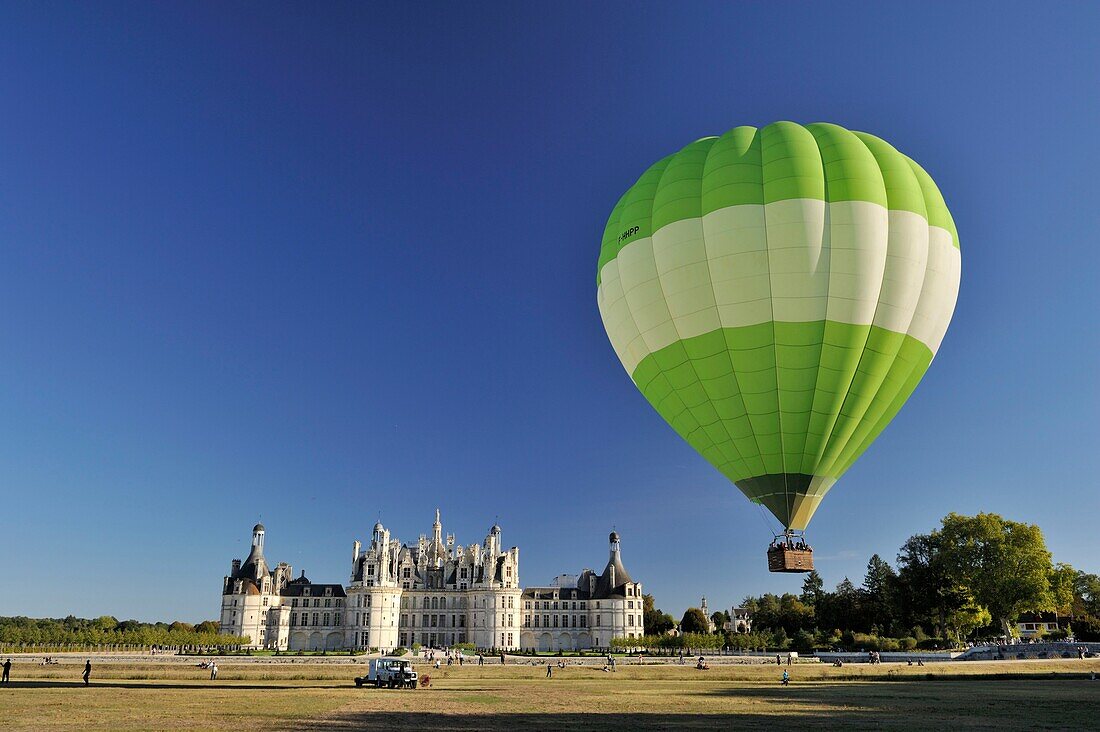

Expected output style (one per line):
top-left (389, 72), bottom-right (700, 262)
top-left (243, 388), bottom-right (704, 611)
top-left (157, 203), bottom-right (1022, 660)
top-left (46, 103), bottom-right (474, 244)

top-left (898, 637), bottom-right (918, 651)
top-left (411, 643), bottom-right (422, 653)
top-left (392, 647), bottom-right (408, 656)
top-left (879, 637), bottom-right (900, 652)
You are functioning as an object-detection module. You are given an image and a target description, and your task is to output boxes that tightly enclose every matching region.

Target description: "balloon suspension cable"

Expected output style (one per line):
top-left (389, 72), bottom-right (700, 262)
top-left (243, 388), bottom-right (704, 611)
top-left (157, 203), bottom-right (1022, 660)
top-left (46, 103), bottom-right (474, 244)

top-left (755, 502), bottom-right (780, 536)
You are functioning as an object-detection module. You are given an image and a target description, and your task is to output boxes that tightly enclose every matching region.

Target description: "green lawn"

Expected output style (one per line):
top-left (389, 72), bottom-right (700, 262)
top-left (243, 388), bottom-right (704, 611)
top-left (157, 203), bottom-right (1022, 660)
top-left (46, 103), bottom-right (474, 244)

top-left (2, 659), bottom-right (1098, 730)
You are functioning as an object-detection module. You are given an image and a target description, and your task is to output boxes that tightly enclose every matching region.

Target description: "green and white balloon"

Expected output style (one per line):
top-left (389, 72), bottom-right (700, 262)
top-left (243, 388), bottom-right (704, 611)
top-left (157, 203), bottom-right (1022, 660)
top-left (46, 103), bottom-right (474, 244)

top-left (597, 122), bottom-right (960, 531)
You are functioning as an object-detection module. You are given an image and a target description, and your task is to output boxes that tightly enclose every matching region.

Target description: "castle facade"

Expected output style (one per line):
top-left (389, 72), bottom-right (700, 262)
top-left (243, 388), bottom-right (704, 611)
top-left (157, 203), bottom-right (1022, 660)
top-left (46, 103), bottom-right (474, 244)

top-left (219, 511), bottom-right (643, 653)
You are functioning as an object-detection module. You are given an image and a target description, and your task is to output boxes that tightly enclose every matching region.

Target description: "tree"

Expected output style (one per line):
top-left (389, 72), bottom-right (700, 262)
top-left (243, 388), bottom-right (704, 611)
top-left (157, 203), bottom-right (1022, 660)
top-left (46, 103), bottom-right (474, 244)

top-left (863, 554), bottom-right (898, 634)
top-left (711, 610), bottom-right (730, 633)
top-left (1074, 572), bottom-right (1100, 617)
top-left (800, 571), bottom-right (825, 608)
top-left (817, 579), bottom-right (865, 634)
top-left (680, 608), bottom-right (711, 635)
top-left (642, 594), bottom-right (675, 636)
top-left (937, 513), bottom-right (1057, 636)
top-left (741, 593), bottom-right (814, 636)
top-left (1048, 564), bottom-right (1077, 615)
top-left (896, 531), bottom-right (966, 639)
top-left (944, 593), bottom-right (992, 644)
top-left (792, 629), bottom-right (816, 654)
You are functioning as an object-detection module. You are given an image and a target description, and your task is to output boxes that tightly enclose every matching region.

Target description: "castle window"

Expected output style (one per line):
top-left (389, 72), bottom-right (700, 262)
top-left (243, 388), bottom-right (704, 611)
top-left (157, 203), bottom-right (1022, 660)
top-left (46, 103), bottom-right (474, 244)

top-left (461, 567), bottom-right (468, 579)
top-left (403, 568), bottom-right (411, 579)
top-left (324, 612), bottom-right (330, 626)
top-left (314, 599), bottom-right (320, 607)
top-left (580, 602), bottom-right (586, 610)
top-left (534, 615), bottom-right (539, 628)
top-left (291, 613), bottom-right (297, 626)
top-left (580, 616), bottom-right (587, 628)
top-left (367, 564), bottom-right (375, 576)
top-left (313, 612), bottom-right (319, 625)
top-left (596, 616), bottom-right (601, 626)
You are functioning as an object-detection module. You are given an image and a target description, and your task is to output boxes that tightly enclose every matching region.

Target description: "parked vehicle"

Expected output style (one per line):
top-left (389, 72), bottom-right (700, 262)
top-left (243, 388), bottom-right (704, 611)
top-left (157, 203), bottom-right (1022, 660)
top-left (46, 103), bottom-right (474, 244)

top-left (354, 657), bottom-right (418, 689)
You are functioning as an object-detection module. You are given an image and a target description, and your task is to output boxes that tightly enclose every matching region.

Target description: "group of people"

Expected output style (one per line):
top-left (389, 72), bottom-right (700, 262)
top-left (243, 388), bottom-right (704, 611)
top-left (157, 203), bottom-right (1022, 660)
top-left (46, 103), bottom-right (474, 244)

top-left (1, 658), bottom-right (91, 685)
top-left (545, 659), bottom-right (572, 677)
top-left (196, 660), bottom-right (219, 678)
top-left (420, 648), bottom-right (508, 668)
top-left (775, 653), bottom-right (795, 666)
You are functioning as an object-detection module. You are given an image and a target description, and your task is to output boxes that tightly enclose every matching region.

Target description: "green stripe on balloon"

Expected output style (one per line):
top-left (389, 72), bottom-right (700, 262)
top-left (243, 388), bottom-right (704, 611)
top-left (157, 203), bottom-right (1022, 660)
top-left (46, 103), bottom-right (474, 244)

top-left (629, 323), bottom-right (934, 531)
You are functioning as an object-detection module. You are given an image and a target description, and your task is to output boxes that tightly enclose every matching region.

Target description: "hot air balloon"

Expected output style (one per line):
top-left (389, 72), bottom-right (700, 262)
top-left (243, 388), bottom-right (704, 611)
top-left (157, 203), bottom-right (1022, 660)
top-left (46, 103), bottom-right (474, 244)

top-left (596, 122), bottom-right (960, 572)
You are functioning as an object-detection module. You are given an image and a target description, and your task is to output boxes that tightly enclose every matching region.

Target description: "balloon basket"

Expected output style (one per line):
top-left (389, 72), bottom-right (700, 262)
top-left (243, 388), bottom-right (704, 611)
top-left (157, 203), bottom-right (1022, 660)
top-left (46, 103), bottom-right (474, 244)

top-left (767, 534), bottom-right (813, 573)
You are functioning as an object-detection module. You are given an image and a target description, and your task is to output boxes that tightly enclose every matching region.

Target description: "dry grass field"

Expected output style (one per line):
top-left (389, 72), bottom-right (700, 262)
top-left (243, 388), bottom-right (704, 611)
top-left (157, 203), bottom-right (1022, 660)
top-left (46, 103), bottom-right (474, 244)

top-left (2, 657), bottom-right (1099, 730)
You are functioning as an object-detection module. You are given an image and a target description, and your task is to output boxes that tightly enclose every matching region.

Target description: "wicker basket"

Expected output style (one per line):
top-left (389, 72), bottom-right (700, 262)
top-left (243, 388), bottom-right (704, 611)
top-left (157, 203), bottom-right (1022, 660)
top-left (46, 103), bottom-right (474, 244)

top-left (767, 545), bottom-right (814, 573)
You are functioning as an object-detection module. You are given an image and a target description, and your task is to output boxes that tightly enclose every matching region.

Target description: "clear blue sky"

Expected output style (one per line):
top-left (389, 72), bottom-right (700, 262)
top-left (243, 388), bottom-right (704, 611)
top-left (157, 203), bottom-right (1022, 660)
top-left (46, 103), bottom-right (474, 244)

top-left (1, 2), bottom-right (1097, 623)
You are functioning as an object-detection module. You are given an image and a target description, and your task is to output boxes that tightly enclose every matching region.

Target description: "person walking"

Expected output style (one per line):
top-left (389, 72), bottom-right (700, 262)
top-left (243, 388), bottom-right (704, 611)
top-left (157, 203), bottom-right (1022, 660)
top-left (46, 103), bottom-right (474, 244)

top-left (500, 652), bottom-right (505, 665)
top-left (787, 653), bottom-right (793, 666)
top-left (776, 653), bottom-right (781, 666)
top-left (546, 661), bottom-right (552, 678)
top-left (210, 662), bottom-right (218, 681)
top-left (781, 670), bottom-right (790, 686)
top-left (2, 658), bottom-right (11, 683)
top-left (82, 660), bottom-right (92, 686)
top-left (478, 653), bottom-right (484, 666)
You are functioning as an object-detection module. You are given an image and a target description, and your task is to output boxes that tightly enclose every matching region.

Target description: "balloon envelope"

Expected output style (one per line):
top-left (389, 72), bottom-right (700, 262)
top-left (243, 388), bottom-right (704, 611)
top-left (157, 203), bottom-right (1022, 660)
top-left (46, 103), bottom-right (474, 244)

top-left (596, 122), bottom-right (960, 530)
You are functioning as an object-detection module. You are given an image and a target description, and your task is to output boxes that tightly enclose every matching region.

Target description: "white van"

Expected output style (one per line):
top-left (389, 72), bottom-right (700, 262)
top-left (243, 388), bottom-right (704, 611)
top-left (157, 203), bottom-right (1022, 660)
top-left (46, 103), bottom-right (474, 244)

top-left (354, 657), bottom-right (418, 689)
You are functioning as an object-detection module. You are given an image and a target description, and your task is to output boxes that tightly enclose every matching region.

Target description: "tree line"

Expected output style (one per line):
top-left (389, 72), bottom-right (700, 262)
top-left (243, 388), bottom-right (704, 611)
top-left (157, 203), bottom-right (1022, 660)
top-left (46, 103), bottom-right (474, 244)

top-left (638, 513), bottom-right (1100, 652)
top-left (0, 615), bottom-right (249, 649)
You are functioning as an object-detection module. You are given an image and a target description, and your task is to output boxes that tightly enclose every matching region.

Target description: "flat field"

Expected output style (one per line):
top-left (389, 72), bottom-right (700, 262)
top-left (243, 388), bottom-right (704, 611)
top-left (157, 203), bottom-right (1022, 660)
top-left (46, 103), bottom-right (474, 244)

top-left (3, 657), bottom-right (1099, 730)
